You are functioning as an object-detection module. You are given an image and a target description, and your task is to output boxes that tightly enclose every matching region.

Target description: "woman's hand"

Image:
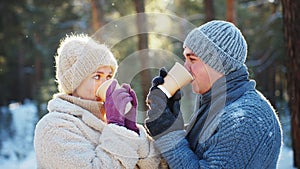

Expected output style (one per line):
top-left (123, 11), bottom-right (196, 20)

top-left (123, 84), bottom-right (139, 134)
top-left (105, 80), bottom-right (132, 126)
top-left (105, 80), bottom-right (139, 134)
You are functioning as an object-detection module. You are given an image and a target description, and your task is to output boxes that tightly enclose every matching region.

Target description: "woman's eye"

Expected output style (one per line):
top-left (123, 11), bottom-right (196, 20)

top-left (93, 75), bottom-right (101, 80)
top-left (106, 75), bottom-right (112, 80)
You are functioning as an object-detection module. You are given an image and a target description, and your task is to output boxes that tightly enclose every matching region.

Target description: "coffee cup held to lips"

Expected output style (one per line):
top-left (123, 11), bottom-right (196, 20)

top-left (96, 79), bottom-right (132, 114)
top-left (157, 62), bottom-right (194, 98)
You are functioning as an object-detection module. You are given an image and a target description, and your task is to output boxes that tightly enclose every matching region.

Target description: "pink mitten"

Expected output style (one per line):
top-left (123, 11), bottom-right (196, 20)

top-left (105, 80), bottom-right (132, 126)
top-left (122, 84), bottom-right (139, 134)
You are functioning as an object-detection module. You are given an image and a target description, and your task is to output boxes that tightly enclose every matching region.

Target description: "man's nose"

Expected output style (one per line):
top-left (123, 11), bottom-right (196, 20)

top-left (184, 62), bottom-right (191, 71)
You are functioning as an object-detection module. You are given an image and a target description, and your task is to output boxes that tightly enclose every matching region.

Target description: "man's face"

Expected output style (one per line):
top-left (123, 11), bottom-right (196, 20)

top-left (183, 47), bottom-right (212, 94)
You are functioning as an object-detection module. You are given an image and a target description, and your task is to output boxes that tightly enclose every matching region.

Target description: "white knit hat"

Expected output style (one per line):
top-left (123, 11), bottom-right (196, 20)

top-left (55, 34), bottom-right (118, 94)
top-left (184, 20), bottom-right (248, 75)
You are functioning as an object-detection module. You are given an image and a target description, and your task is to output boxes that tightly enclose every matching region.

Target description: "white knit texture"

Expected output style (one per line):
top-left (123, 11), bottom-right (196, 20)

top-left (55, 34), bottom-right (118, 94)
top-left (34, 96), bottom-right (163, 169)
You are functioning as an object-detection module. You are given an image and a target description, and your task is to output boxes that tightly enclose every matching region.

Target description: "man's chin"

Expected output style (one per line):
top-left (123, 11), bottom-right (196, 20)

top-left (191, 81), bottom-right (199, 93)
top-left (191, 86), bottom-right (199, 94)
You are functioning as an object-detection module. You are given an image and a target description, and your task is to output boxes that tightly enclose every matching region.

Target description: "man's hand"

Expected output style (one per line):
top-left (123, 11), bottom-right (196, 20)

top-left (144, 68), bottom-right (184, 140)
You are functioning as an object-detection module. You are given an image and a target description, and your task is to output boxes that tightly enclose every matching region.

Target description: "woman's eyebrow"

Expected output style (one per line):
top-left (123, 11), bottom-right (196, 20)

top-left (95, 71), bottom-right (113, 74)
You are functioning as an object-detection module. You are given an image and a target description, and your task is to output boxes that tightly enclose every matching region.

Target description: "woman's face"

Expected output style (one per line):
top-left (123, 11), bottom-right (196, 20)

top-left (73, 66), bottom-right (113, 101)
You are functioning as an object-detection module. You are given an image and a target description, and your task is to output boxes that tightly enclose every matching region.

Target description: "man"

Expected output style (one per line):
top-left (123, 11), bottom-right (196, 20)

top-left (145, 20), bottom-right (282, 168)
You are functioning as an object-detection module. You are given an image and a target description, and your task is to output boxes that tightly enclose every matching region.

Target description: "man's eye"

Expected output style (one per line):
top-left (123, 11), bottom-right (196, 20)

top-left (106, 75), bottom-right (112, 80)
top-left (189, 56), bottom-right (198, 62)
top-left (190, 58), bottom-right (196, 61)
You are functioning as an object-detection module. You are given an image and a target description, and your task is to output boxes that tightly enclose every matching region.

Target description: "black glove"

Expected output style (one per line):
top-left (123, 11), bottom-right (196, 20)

top-left (145, 68), bottom-right (184, 140)
top-left (150, 67), bottom-right (168, 91)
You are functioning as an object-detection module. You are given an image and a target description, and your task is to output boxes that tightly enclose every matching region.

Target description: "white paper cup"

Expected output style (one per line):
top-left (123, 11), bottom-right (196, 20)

top-left (96, 79), bottom-right (132, 114)
top-left (158, 62), bottom-right (194, 98)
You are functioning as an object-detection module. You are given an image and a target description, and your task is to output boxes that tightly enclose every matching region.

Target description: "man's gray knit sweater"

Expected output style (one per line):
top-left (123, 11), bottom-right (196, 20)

top-left (154, 68), bottom-right (282, 169)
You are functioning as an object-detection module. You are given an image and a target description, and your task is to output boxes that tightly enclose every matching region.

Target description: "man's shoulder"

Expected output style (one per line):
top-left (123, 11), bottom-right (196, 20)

top-left (221, 89), bottom-right (279, 129)
top-left (227, 89), bottom-right (275, 113)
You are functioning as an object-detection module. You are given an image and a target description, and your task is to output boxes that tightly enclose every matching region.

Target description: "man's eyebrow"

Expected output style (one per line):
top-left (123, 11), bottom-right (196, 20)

top-left (185, 52), bottom-right (196, 56)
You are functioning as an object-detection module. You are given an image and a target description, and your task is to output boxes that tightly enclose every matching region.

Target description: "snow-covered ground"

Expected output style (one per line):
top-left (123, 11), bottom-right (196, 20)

top-left (0, 100), bottom-right (37, 169)
top-left (0, 151), bottom-right (36, 169)
top-left (278, 146), bottom-right (296, 169)
top-left (0, 100), bottom-right (296, 169)
top-left (0, 146), bottom-right (295, 169)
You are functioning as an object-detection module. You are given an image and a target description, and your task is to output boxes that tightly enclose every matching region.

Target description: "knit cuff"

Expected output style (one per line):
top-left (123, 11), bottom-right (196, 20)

top-left (99, 124), bottom-right (139, 168)
top-left (154, 130), bottom-right (186, 154)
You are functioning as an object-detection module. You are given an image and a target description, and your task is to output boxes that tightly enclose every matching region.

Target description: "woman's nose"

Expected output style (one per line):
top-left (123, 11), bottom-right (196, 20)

top-left (100, 78), bottom-right (107, 85)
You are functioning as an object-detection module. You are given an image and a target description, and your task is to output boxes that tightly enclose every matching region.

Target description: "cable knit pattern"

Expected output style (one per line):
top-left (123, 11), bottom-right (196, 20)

top-left (155, 20), bottom-right (282, 169)
top-left (183, 20), bottom-right (248, 75)
top-left (34, 96), bottom-right (163, 169)
top-left (155, 90), bottom-right (282, 169)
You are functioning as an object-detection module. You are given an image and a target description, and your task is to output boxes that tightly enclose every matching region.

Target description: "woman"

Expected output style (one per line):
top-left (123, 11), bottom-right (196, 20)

top-left (34, 34), bottom-right (165, 169)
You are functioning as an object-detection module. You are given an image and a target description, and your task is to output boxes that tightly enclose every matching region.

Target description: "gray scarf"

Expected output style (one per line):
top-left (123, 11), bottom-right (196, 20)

top-left (186, 66), bottom-right (256, 150)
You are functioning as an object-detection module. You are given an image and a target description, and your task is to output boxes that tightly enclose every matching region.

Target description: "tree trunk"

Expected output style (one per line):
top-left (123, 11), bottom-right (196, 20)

top-left (133, 0), bottom-right (150, 111)
top-left (226, 0), bottom-right (236, 24)
top-left (204, 0), bottom-right (214, 22)
top-left (18, 48), bottom-right (25, 101)
top-left (90, 0), bottom-right (105, 31)
top-left (281, 0), bottom-right (300, 167)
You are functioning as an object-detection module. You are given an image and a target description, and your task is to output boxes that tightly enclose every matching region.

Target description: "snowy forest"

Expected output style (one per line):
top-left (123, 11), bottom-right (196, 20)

top-left (0, 0), bottom-right (299, 168)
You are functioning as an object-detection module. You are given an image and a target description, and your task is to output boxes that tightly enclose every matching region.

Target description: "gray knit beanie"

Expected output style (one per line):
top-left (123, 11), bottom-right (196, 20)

top-left (183, 20), bottom-right (247, 75)
top-left (55, 34), bottom-right (118, 94)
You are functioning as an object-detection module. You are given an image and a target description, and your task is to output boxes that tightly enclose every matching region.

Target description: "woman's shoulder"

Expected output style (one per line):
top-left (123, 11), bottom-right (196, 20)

top-left (35, 111), bottom-right (79, 134)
